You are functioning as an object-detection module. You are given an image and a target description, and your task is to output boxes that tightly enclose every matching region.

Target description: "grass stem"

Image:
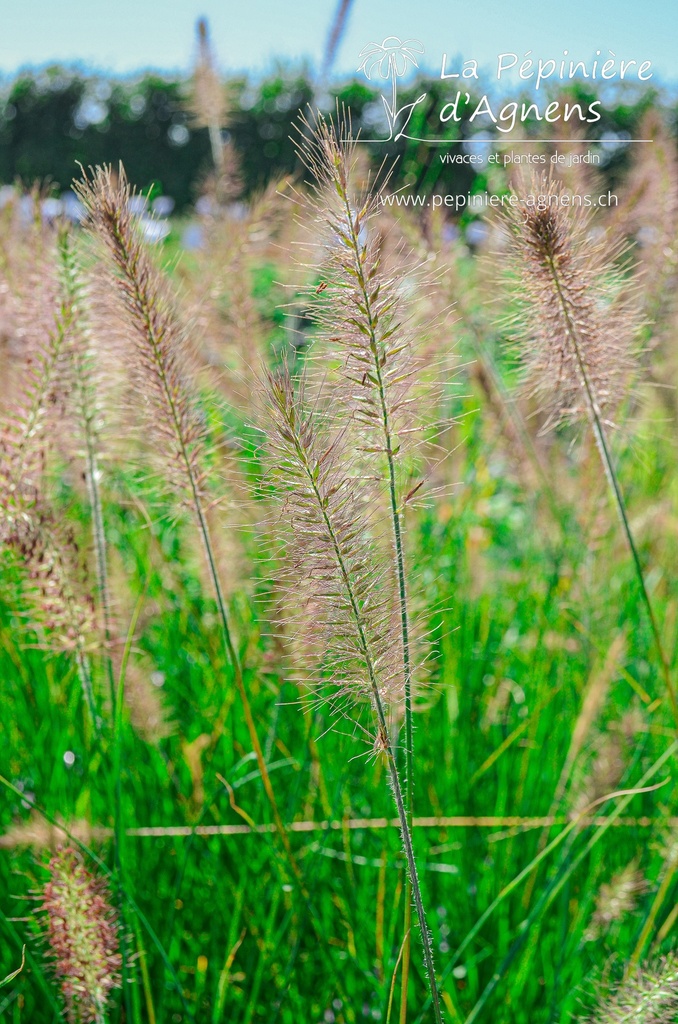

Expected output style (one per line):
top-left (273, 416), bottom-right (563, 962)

top-left (546, 253), bottom-right (678, 731)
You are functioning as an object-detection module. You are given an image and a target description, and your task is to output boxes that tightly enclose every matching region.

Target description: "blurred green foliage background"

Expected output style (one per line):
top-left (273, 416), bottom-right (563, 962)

top-left (0, 68), bottom-right (668, 208)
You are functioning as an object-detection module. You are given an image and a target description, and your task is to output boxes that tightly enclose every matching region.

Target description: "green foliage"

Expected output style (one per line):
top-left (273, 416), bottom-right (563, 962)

top-left (0, 67), bottom-right (665, 210)
top-left (1, 119), bottom-right (678, 1021)
top-left (2, 336), bottom-right (678, 1021)
top-left (0, 69), bottom-right (211, 207)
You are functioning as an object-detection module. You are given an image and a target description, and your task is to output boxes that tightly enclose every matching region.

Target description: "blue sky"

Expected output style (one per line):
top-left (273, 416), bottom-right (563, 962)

top-left (1, 0), bottom-right (676, 84)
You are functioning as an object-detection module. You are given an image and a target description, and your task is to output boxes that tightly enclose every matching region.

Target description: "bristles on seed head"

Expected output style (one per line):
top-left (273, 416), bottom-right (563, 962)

top-left (502, 172), bottom-right (640, 431)
top-left (189, 18), bottom-right (228, 133)
top-left (2, 502), bottom-right (96, 653)
top-left (39, 847), bottom-right (121, 1024)
top-left (73, 164), bottom-right (206, 502)
top-left (294, 113), bottom-right (419, 428)
top-left (584, 860), bottom-right (646, 941)
top-left (264, 365), bottom-right (403, 714)
top-left (584, 954), bottom-right (678, 1023)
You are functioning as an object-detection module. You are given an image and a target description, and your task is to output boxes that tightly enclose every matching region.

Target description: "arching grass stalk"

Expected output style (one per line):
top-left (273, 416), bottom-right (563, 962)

top-left (266, 368), bottom-right (444, 1024)
top-left (294, 114), bottom-right (434, 1016)
top-left (504, 173), bottom-right (678, 730)
top-left (73, 167), bottom-right (356, 1012)
top-left (56, 228), bottom-right (116, 713)
top-left (337, 175), bottom-right (416, 1023)
top-left (73, 165), bottom-right (298, 874)
top-left (544, 244), bottom-right (678, 727)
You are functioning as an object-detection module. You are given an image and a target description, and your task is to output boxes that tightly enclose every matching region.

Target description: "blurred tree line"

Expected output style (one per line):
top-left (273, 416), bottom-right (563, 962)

top-left (0, 66), bottom-right (666, 210)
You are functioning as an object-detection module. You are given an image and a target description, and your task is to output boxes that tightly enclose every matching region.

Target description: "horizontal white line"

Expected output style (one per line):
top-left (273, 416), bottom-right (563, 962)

top-left (2, 814), bottom-right (671, 847)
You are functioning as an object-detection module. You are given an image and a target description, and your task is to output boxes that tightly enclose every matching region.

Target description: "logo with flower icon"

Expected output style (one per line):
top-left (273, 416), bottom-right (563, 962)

top-left (357, 36), bottom-right (427, 141)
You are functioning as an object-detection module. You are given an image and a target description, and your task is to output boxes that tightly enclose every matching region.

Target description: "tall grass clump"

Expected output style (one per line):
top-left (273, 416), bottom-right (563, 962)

top-left (4, 92), bottom-right (678, 1023)
top-left (501, 173), bottom-right (677, 727)
top-left (264, 113), bottom-right (445, 1022)
top-left (56, 230), bottom-right (113, 670)
top-left (0, 221), bottom-right (103, 727)
top-left (73, 165), bottom-right (297, 865)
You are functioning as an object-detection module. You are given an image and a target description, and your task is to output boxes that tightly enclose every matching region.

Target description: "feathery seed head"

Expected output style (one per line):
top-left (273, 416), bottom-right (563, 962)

top-left (585, 955), bottom-right (678, 1023)
top-left (584, 860), bottom-right (647, 942)
top-left (502, 173), bottom-right (640, 431)
top-left (190, 18), bottom-right (228, 133)
top-left (3, 503), bottom-right (95, 652)
top-left (73, 165), bottom-right (206, 501)
top-left (273, 114), bottom-right (438, 725)
top-left (293, 113), bottom-right (429, 461)
top-left (39, 847), bottom-right (121, 1024)
top-left (0, 235), bottom-right (72, 514)
top-left (265, 365), bottom-right (402, 713)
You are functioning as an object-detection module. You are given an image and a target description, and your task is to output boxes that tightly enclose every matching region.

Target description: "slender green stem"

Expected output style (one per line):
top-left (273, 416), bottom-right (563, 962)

top-left (59, 231), bottom-right (117, 715)
top-left (628, 855), bottom-right (677, 971)
top-left (118, 232), bottom-right (299, 870)
top-left (102, 204), bottom-right (357, 1014)
top-left (339, 191), bottom-right (415, 792)
top-left (114, 593), bottom-right (145, 1023)
top-left (547, 254), bottom-right (678, 731)
top-left (339, 188), bottom-right (417, 1016)
top-left (289, 423), bottom-right (444, 1024)
top-left (75, 646), bottom-right (101, 735)
top-left (400, 898), bottom-right (412, 1024)
top-left (84, 440), bottom-right (115, 705)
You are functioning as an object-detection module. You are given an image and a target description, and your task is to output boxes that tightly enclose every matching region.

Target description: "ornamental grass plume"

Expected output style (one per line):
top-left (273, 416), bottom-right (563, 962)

top-left (73, 163), bottom-right (311, 897)
top-left (0, 224), bottom-right (101, 725)
top-left (501, 172), bottom-right (677, 729)
top-left (265, 366), bottom-right (444, 1023)
top-left (3, 502), bottom-right (95, 655)
top-left (190, 19), bottom-right (227, 152)
top-left (611, 112), bottom-right (678, 417)
top-left (266, 368), bottom-right (401, 709)
top-left (188, 18), bottom-right (240, 198)
top-left (291, 109), bottom-right (433, 785)
top-left (73, 166), bottom-right (207, 506)
top-left (584, 860), bottom-right (647, 942)
top-left (1, 497), bottom-right (99, 727)
top-left (39, 847), bottom-right (121, 1024)
top-left (583, 955), bottom-right (678, 1024)
top-left (503, 173), bottom-right (637, 432)
top-left (290, 111), bottom-right (445, 1020)
top-left (265, 111), bottom-right (445, 1022)
top-left (189, 180), bottom-right (284, 412)
top-left (612, 111), bottom-right (678, 324)
top-left (0, 244), bottom-right (68, 518)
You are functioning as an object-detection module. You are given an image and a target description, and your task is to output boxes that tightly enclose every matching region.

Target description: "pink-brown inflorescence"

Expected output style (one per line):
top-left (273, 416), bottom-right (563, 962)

top-left (504, 173), bottom-right (639, 431)
top-left (39, 847), bottom-right (121, 1024)
top-left (73, 165), bottom-right (206, 504)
